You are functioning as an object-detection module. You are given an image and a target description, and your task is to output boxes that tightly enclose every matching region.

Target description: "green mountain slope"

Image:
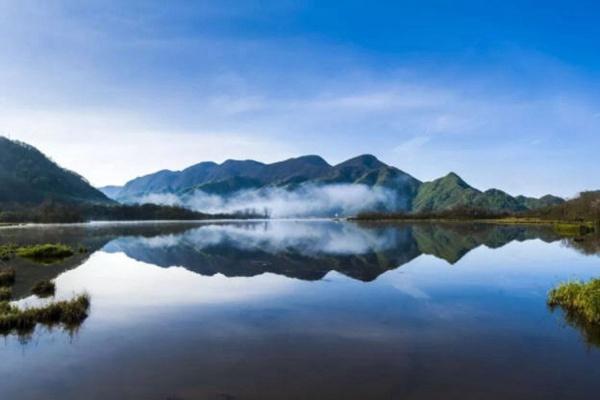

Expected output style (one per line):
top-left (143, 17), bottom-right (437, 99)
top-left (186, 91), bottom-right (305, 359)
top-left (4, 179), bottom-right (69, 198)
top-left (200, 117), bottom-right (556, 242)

top-left (106, 152), bottom-right (564, 215)
top-left (0, 137), bottom-right (113, 206)
top-left (412, 173), bottom-right (480, 212)
top-left (413, 173), bottom-right (564, 213)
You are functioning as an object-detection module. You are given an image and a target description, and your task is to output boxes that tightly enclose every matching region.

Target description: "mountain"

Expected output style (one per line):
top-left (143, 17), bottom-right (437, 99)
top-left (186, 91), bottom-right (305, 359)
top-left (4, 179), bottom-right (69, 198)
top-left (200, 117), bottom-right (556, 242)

top-left (104, 154), bottom-right (564, 215)
top-left (110, 154), bottom-right (422, 212)
top-left (0, 137), bottom-right (113, 206)
top-left (99, 185), bottom-right (123, 199)
top-left (412, 173), bottom-right (562, 213)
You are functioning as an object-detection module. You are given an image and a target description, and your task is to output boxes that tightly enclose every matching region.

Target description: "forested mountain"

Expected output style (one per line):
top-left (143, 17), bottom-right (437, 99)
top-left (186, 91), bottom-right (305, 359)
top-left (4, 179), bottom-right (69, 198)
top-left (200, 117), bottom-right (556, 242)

top-left (0, 135), bottom-right (563, 216)
top-left (102, 153), bottom-right (563, 214)
top-left (0, 137), bottom-right (113, 206)
top-left (412, 173), bottom-right (563, 213)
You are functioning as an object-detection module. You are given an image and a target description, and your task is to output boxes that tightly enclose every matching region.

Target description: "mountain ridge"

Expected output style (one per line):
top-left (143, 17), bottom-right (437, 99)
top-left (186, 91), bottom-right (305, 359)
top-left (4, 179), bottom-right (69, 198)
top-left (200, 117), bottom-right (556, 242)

top-left (0, 136), bottom-right (114, 206)
top-left (101, 153), bottom-right (563, 214)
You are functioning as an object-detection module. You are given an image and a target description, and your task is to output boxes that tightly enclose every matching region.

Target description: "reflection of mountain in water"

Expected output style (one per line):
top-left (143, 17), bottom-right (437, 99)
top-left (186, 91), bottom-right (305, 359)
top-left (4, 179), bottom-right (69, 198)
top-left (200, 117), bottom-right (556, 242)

top-left (104, 222), bottom-right (419, 282)
top-left (0, 223), bottom-right (213, 299)
top-left (411, 223), bottom-right (560, 264)
top-left (3, 221), bottom-right (596, 299)
top-left (102, 221), bottom-right (563, 281)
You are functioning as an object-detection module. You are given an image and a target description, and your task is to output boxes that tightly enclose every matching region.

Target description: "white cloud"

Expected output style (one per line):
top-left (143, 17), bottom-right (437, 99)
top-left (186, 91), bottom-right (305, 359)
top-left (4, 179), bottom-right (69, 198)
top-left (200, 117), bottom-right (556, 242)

top-left (0, 107), bottom-right (293, 186)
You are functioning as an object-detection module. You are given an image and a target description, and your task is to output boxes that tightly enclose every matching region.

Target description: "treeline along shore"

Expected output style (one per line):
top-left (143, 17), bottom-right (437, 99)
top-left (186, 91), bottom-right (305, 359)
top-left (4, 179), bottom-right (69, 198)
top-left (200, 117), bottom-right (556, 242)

top-left (0, 201), bottom-right (264, 224)
top-left (351, 191), bottom-right (600, 234)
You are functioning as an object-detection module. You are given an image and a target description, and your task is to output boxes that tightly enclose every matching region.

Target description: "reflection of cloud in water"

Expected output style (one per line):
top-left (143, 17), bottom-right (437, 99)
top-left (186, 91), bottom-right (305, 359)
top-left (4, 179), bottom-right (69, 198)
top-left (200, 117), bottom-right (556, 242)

top-left (54, 252), bottom-right (300, 322)
top-left (104, 221), bottom-right (397, 256)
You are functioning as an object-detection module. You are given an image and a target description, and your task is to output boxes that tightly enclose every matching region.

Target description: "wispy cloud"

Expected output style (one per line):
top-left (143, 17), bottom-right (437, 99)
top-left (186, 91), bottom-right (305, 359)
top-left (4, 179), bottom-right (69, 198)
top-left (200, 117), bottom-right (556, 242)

top-left (0, 1), bottom-right (598, 196)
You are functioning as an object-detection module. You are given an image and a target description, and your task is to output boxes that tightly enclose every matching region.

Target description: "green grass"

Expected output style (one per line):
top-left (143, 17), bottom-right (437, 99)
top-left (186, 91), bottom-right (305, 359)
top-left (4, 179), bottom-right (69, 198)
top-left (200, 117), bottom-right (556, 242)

top-left (0, 293), bottom-right (90, 336)
top-left (0, 287), bottom-right (11, 301)
top-left (15, 244), bottom-right (74, 262)
top-left (2, 243), bottom-right (77, 263)
top-left (0, 268), bottom-right (16, 286)
top-left (548, 279), bottom-right (600, 324)
top-left (31, 280), bottom-right (56, 298)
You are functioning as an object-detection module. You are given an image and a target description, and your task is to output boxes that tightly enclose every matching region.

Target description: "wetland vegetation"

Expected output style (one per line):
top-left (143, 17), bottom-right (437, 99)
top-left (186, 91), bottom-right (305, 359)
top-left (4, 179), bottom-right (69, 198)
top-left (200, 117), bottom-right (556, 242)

top-left (0, 243), bottom-right (75, 263)
top-left (0, 293), bottom-right (90, 336)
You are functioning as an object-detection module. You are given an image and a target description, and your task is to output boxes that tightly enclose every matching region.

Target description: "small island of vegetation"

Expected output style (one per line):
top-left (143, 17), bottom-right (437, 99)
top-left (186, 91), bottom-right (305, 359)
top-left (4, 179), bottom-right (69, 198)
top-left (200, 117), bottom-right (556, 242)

top-left (0, 294), bottom-right (90, 336)
top-left (0, 266), bottom-right (89, 336)
top-left (0, 243), bottom-right (76, 263)
top-left (548, 279), bottom-right (600, 346)
top-left (548, 279), bottom-right (600, 325)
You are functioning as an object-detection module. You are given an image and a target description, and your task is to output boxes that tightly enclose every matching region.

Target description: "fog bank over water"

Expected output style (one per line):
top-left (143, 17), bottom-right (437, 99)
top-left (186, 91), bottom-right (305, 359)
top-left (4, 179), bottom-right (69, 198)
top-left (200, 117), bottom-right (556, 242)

top-left (136, 184), bottom-right (400, 218)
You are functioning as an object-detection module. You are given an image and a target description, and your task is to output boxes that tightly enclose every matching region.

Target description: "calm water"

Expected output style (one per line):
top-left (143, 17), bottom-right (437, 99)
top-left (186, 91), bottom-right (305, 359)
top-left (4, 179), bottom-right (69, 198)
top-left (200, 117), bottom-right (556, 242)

top-left (1, 220), bottom-right (599, 400)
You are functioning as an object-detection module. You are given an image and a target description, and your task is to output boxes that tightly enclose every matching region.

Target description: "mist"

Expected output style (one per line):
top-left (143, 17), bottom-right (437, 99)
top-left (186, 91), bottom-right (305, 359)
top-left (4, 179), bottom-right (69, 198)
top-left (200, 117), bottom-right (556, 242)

top-left (135, 183), bottom-right (400, 218)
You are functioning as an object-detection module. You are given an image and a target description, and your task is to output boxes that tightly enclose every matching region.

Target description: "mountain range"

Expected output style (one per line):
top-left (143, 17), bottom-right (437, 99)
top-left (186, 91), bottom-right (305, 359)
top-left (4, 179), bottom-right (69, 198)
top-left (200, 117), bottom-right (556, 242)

top-left (101, 153), bottom-right (563, 214)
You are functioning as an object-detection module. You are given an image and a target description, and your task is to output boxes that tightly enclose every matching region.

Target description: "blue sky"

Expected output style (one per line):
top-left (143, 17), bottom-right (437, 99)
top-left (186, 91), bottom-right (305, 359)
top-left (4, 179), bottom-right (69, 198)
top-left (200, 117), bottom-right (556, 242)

top-left (0, 0), bottom-right (599, 197)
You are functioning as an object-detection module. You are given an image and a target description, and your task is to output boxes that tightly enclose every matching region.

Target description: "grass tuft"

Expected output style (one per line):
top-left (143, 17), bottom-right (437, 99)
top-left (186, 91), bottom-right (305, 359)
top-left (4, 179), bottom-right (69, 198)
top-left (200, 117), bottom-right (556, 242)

top-left (548, 279), bottom-right (600, 325)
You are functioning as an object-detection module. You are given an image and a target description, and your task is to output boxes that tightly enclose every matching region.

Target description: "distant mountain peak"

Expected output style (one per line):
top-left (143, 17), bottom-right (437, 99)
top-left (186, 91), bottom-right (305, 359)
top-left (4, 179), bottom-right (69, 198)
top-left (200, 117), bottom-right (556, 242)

top-left (105, 152), bottom-right (564, 215)
top-left (440, 172), bottom-right (472, 188)
top-left (336, 154), bottom-right (385, 169)
top-left (286, 155), bottom-right (330, 166)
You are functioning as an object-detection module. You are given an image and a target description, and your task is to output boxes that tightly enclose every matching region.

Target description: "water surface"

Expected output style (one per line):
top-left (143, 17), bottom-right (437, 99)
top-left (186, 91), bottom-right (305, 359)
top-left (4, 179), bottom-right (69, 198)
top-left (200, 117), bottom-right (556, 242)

top-left (1, 221), bottom-right (599, 399)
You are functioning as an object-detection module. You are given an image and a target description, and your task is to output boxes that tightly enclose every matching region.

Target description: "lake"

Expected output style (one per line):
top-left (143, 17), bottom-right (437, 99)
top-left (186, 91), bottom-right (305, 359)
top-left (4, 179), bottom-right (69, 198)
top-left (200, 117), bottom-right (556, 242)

top-left (1, 220), bottom-right (599, 399)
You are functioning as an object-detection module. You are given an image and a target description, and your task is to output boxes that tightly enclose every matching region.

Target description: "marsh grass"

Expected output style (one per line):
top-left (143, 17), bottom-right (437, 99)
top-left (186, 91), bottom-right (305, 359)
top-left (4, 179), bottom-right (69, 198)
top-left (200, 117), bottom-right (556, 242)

top-left (31, 280), bottom-right (56, 298)
top-left (548, 279), bottom-right (600, 325)
top-left (0, 293), bottom-right (90, 336)
top-left (0, 268), bottom-right (16, 286)
top-left (16, 244), bottom-right (74, 263)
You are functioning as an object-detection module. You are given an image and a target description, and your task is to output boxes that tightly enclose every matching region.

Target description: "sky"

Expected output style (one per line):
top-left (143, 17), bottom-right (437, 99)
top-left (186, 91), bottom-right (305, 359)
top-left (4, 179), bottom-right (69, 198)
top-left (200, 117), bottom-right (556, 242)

top-left (0, 0), bottom-right (599, 197)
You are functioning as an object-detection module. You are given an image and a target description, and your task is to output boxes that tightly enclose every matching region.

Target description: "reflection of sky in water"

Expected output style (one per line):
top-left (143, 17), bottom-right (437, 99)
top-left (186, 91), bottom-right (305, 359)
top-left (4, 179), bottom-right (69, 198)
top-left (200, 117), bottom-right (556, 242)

top-left (2, 222), bottom-right (600, 400)
top-left (46, 234), bottom-right (600, 332)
